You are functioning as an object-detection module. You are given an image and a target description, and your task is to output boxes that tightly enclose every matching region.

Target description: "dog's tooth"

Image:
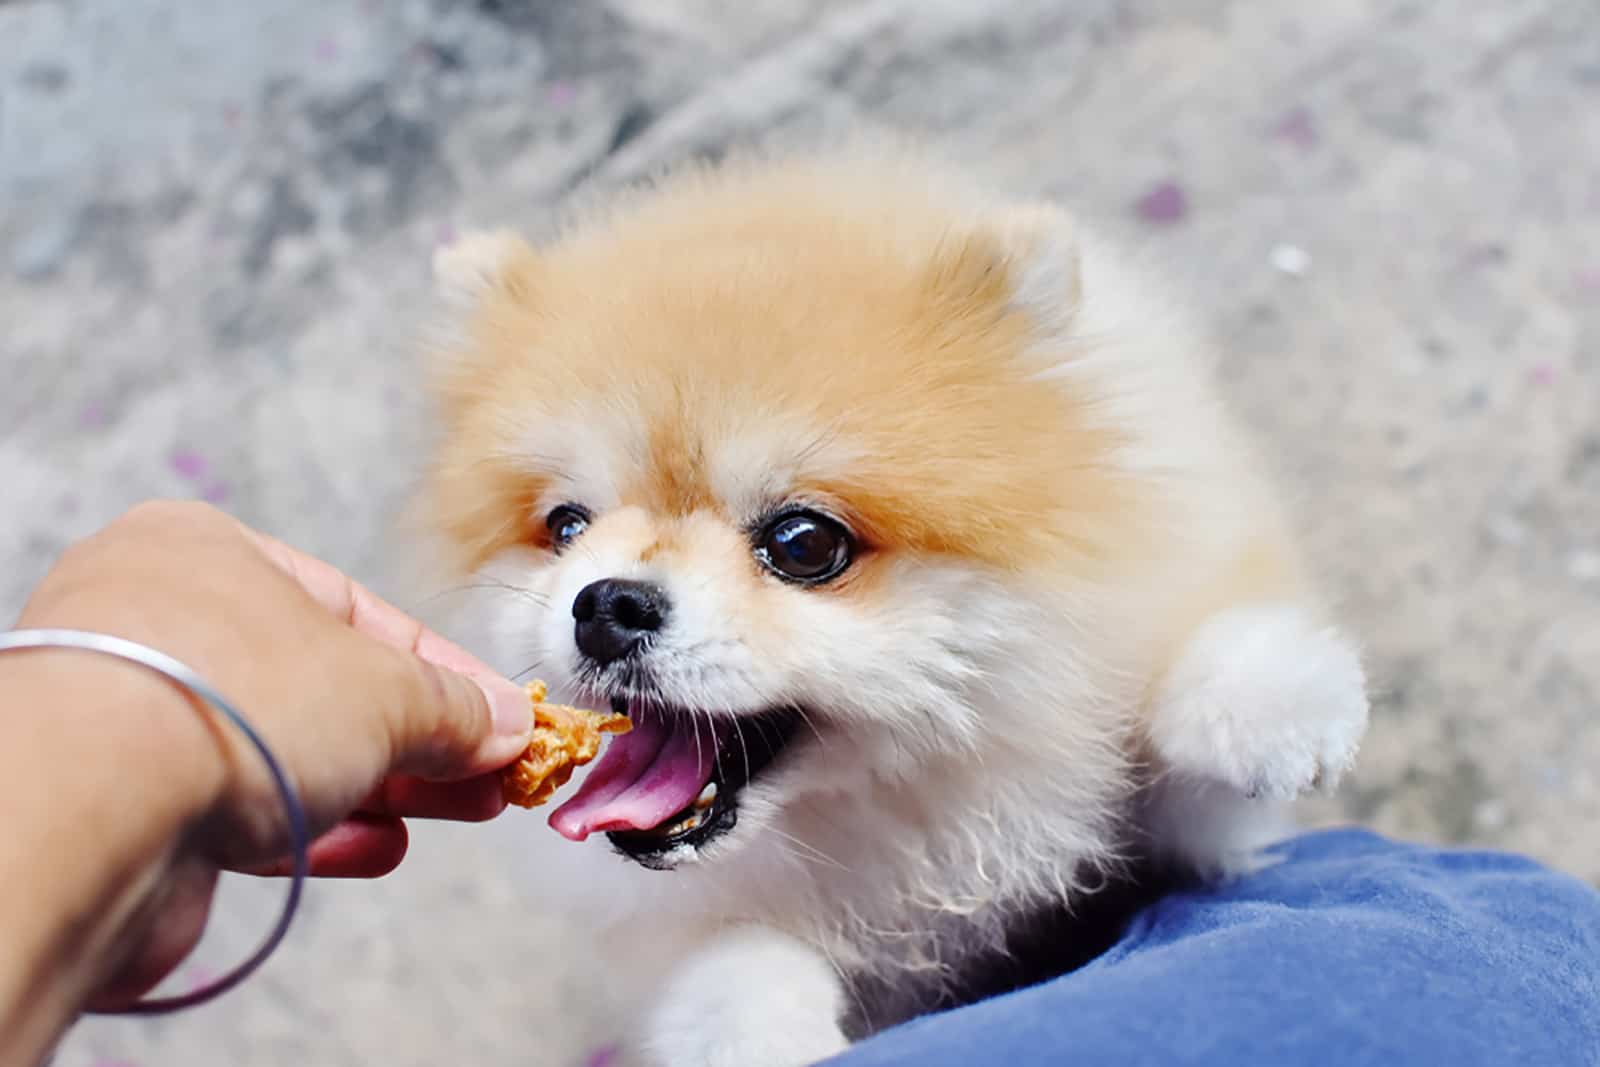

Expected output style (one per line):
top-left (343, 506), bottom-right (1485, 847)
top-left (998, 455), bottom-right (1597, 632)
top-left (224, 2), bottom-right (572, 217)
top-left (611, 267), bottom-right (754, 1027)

top-left (693, 783), bottom-right (717, 811)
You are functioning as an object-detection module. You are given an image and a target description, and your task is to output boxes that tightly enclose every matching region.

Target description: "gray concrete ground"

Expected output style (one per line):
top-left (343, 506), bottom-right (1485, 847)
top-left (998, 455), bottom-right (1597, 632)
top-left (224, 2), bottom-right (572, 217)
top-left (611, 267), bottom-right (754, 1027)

top-left (3, 1), bottom-right (1597, 1064)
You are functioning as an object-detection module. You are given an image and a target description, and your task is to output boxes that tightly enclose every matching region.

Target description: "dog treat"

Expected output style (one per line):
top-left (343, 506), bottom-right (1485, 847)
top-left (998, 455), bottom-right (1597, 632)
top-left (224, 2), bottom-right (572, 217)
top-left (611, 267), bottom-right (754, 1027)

top-left (502, 681), bottom-right (632, 808)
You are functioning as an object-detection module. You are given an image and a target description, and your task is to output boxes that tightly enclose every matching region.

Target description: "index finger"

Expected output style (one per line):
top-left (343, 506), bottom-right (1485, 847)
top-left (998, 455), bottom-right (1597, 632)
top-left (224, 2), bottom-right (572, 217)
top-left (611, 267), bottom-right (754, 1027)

top-left (240, 527), bottom-right (504, 682)
top-left (236, 524), bottom-right (535, 781)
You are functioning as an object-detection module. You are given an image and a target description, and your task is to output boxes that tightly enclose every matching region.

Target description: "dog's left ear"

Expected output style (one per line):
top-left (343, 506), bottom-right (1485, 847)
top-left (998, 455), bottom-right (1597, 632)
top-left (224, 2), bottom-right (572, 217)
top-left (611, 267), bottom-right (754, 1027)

top-left (431, 229), bottom-right (539, 309)
top-left (992, 203), bottom-right (1082, 339)
top-left (922, 203), bottom-right (1082, 339)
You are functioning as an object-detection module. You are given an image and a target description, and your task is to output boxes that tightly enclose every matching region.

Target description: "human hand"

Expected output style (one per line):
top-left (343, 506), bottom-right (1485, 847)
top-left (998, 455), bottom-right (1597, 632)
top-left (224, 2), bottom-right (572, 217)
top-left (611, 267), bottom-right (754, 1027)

top-left (5, 501), bottom-right (534, 1010)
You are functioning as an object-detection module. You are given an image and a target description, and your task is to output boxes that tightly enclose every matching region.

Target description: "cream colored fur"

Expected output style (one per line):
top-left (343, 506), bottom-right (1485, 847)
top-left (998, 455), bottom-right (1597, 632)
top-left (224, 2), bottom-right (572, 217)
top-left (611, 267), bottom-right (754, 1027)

top-left (415, 147), bottom-right (1369, 1067)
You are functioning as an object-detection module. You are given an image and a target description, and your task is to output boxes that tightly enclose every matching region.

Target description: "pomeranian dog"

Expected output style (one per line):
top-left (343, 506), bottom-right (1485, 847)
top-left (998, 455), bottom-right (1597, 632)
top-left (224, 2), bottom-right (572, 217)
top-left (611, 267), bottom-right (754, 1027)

top-left (416, 146), bottom-right (1369, 1066)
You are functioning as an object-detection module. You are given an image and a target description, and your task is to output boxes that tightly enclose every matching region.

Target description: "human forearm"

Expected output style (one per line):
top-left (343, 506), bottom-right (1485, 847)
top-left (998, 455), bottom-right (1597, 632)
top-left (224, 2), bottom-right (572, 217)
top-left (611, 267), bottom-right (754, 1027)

top-left (0, 650), bottom-right (222, 1065)
top-left (0, 503), bottom-right (532, 1062)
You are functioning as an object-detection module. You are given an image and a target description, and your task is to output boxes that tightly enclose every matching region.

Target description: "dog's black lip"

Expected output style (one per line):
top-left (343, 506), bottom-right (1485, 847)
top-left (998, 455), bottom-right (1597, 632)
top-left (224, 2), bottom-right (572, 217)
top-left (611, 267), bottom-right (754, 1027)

top-left (606, 706), bottom-right (802, 867)
top-left (607, 790), bottom-right (736, 868)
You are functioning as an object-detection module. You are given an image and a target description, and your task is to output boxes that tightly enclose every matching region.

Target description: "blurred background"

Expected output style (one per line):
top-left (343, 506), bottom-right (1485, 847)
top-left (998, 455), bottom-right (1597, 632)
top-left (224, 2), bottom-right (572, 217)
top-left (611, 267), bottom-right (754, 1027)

top-left (2, 1), bottom-right (1596, 1064)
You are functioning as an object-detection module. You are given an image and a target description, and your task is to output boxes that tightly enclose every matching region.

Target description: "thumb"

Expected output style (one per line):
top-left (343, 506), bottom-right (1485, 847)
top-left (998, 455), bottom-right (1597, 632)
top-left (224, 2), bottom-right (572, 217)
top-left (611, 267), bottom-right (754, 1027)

top-left (375, 646), bottom-right (534, 781)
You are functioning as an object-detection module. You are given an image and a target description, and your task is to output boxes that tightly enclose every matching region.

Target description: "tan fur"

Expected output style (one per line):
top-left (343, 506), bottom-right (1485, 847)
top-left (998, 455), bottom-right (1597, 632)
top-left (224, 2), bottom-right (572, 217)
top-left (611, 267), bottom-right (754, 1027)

top-left (426, 156), bottom-right (1145, 578)
top-left (414, 147), bottom-right (1368, 1065)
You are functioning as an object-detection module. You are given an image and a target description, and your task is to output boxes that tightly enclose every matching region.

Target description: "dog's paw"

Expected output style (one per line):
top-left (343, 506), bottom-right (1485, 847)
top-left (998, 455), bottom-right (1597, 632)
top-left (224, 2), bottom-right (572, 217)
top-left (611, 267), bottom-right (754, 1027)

top-left (642, 926), bottom-right (849, 1067)
top-left (1149, 604), bottom-right (1369, 800)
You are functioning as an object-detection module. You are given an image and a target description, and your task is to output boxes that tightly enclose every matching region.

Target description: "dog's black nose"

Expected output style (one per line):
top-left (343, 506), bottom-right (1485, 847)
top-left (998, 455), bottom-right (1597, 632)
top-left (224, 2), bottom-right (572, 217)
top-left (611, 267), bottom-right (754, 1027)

top-left (572, 578), bottom-right (669, 665)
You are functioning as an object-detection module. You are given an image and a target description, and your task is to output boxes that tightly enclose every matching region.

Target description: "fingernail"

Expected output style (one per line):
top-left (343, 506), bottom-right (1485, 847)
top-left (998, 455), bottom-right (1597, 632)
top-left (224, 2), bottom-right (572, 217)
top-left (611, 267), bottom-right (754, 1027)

top-left (482, 678), bottom-right (533, 738)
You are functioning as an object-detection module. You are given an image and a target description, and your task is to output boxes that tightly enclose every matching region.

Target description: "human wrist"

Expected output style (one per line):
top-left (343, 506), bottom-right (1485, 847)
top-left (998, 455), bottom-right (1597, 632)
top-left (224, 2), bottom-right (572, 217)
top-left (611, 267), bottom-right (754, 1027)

top-left (0, 645), bottom-right (227, 1060)
top-left (0, 642), bottom-right (230, 821)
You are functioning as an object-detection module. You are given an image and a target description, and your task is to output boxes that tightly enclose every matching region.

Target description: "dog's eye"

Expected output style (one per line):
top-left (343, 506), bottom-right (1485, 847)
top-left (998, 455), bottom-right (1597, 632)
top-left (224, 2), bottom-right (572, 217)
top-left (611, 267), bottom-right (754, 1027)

top-left (755, 510), bottom-right (852, 584)
top-left (546, 505), bottom-right (590, 551)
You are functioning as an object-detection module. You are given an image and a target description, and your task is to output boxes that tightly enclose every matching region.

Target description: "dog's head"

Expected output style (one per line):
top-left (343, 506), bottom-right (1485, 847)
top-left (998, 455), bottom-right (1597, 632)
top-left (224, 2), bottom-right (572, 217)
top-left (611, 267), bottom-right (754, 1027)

top-left (421, 156), bottom-right (1146, 873)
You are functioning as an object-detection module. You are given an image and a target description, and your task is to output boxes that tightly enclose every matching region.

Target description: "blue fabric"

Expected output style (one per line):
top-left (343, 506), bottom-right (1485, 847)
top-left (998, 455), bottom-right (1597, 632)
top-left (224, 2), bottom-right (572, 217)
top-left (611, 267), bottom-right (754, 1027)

top-left (831, 829), bottom-right (1600, 1066)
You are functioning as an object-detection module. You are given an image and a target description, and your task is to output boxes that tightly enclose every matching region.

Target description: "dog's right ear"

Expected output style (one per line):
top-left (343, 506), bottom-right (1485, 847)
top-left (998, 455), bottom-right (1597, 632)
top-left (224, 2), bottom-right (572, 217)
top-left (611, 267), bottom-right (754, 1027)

top-left (425, 230), bottom-right (540, 410)
top-left (431, 229), bottom-right (539, 309)
top-left (992, 203), bottom-right (1082, 341)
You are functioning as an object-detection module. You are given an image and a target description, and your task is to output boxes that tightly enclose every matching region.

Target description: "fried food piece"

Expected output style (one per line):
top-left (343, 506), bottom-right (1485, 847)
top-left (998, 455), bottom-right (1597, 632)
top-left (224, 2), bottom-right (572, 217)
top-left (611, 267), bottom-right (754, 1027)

top-left (501, 681), bottom-right (631, 808)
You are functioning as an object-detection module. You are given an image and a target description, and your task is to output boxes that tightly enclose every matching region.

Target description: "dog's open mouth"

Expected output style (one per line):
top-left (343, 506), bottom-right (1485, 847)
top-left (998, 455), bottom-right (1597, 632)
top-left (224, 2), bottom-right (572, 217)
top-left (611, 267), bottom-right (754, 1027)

top-left (547, 696), bottom-right (801, 867)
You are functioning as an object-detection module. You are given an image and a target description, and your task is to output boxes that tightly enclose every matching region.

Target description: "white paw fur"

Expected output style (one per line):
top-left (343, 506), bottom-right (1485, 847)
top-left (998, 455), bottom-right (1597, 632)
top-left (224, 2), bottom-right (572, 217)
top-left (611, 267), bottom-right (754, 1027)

top-left (641, 927), bottom-right (850, 1067)
top-left (1150, 604), bottom-right (1369, 800)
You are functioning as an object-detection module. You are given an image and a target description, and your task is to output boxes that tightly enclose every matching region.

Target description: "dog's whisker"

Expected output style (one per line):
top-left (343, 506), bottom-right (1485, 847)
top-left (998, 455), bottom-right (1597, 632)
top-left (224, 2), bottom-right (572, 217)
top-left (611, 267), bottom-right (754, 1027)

top-left (706, 709), bottom-right (728, 787)
top-left (454, 577), bottom-right (549, 606)
top-left (732, 708), bottom-right (752, 792)
top-left (691, 708), bottom-right (707, 777)
top-left (767, 827), bottom-right (851, 873)
top-left (791, 705), bottom-right (828, 749)
top-left (509, 658), bottom-right (547, 682)
top-left (770, 839), bottom-right (842, 875)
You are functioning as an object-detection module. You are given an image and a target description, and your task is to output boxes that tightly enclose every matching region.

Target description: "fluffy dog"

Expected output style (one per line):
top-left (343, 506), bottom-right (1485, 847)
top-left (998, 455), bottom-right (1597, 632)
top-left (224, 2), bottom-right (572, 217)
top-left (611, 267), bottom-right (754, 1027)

top-left (416, 147), bottom-right (1368, 1066)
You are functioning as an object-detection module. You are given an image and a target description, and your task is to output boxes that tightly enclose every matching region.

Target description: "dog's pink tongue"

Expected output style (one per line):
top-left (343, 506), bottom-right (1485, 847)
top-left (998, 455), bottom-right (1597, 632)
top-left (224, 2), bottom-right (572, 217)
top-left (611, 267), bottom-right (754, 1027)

top-left (549, 712), bottom-right (718, 841)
